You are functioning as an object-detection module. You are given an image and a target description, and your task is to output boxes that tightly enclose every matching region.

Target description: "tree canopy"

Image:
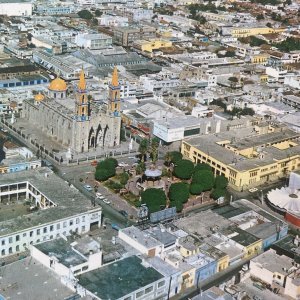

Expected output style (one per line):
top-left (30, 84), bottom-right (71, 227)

top-left (194, 163), bottom-right (212, 172)
top-left (190, 183), bottom-right (203, 195)
top-left (215, 175), bottom-right (228, 189)
top-left (169, 182), bottom-right (189, 212)
top-left (173, 159), bottom-right (194, 180)
top-left (141, 188), bottom-right (166, 213)
top-left (95, 158), bottom-right (117, 181)
top-left (78, 9), bottom-right (93, 20)
top-left (192, 169), bottom-right (214, 191)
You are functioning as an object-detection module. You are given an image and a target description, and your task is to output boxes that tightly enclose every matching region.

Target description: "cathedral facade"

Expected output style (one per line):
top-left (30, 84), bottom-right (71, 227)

top-left (22, 68), bottom-right (121, 153)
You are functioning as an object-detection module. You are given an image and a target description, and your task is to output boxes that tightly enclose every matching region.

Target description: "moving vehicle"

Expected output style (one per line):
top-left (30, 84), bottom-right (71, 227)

top-left (84, 184), bottom-right (93, 192)
top-left (102, 198), bottom-right (110, 204)
top-left (119, 210), bottom-right (128, 218)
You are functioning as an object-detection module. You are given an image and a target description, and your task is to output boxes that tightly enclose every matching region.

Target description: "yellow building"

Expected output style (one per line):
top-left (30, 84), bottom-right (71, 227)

top-left (250, 53), bottom-right (270, 64)
top-left (133, 39), bottom-right (172, 53)
top-left (231, 27), bottom-right (285, 38)
top-left (181, 122), bottom-right (300, 191)
top-left (260, 74), bottom-right (268, 83)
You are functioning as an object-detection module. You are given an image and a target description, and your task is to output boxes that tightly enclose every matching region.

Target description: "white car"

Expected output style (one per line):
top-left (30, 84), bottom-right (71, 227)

top-left (102, 198), bottom-right (110, 204)
top-left (118, 162), bottom-right (129, 167)
top-left (249, 188), bottom-right (258, 193)
top-left (96, 192), bottom-right (102, 198)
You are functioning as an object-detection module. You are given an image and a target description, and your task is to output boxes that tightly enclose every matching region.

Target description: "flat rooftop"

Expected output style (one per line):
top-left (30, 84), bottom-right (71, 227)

top-left (252, 249), bottom-right (294, 274)
top-left (184, 126), bottom-right (300, 172)
top-left (35, 238), bottom-right (87, 268)
top-left (0, 257), bottom-right (76, 300)
top-left (77, 256), bottom-right (164, 299)
top-left (121, 226), bottom-right (163, 249)
top-left (0, 168), bottom-right (100, 236)
top-left (227, 227), bottom-right (261, 247)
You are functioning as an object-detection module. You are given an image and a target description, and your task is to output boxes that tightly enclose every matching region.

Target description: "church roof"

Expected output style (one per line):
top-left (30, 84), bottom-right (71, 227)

top-left (78, 69), bottom-right (86, 90)
top-left (111, 66), bottom-right (119, 87)
top-left (34, 92), bottom-right (45, 102)
top-left (49, 76), bottom-right (67, 91)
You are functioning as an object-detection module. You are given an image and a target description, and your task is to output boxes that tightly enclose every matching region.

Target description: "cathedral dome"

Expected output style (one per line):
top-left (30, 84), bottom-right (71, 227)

top-left (49, 77), bottom-right (67, 91)
top-left (34, 92), bottom-right (45, 102)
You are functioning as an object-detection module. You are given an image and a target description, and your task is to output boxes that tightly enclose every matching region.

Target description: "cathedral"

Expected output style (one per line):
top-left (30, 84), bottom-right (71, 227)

top-left (22, 68), bottom-right (121, 153)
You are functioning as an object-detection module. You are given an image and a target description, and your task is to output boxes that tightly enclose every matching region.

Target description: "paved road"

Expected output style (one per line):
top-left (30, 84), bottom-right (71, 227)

top-left (53, 164), bottom-right (134, 227)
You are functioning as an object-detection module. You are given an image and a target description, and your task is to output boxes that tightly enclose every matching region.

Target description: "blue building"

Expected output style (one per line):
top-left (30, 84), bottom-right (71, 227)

top-left (247, 221), bottom-right (288, 250)
top-left (0, 74), bottom-right (49, 89)
top-left (186, 252), bottom-right (217, 285)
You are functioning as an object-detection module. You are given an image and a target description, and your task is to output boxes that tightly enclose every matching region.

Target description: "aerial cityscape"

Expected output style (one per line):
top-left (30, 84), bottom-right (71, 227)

top-left (0, 0), bottom-right (299, 299)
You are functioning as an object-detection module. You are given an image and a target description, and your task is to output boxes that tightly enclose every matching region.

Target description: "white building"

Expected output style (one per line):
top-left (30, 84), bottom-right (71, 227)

top-left (0, 0), bottom-right (32, 16)
top-left (249, 249), bottom-right (295, 287)
top-left (98, 14), bottom-right (128, 27)
top-left (0, 168), bottom-right (102, 257)
top-left (74, 33), bottom-right (112, 50)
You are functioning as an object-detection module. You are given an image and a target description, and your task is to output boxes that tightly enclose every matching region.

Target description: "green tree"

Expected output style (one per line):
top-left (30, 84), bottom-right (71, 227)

top-left (92, 18), bottom-right (98, 26)
top-left (169, 182), bottom-right (190, 204)
top-left (150, 137), bottom-right (159, 163)
top-left (95, 168), bottom-right (111, 181)
top-left (214, 175), bottom-right (228, 189)
top-left (190, 183), bottom-right (203, 195)
top-left (211, 188), bottom-right (226, 200)
top-left (138, 139), bottom-right (148, 162)
top-left (169, 151), bottom-right (183, 164)
top-left (173, 159), bottom-right (194, 180)
top-left (141, 188), bottom-right (166, 213)
top-left (194, 163), bottom-right (212, 172)
top-left (78, 9), bottom-right (93, 20)
top-left (95, 9), bottom-right (102, 17)
top-left (192, 170), bottom-right (214, 191)
top-left (256, 14), bottom-right (264, 20)
top-left (136, 162), bottom-right (146, 175)
top-left (119, 172), bottom-right (129, 186)
top-left (164, 152), bottom-right (172, 166)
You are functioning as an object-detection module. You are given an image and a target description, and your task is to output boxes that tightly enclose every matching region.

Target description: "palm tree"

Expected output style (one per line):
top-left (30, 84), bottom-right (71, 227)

top-left (164, 152), bottom-right (172, 166)
top-left (138, 139), bottom-right (148, 162)
top-left (150, 137), bottom-right (159, 163)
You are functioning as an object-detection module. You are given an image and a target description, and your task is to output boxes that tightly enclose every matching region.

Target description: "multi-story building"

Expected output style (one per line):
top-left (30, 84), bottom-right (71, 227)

top-left (75, 33), bottom-right (112, 50)
top-left (222, 25), bottom-right (285, 38)
top-left (181, 122), bottom-right (300, 191)
top-left (113, 26), bottom-right (156, 47)
top-left (133, 39), bottom-right (172, 53)
top-left (0, 168), bottom-right (102, 257)
top-left (0, 0), bottom-right (32, 16)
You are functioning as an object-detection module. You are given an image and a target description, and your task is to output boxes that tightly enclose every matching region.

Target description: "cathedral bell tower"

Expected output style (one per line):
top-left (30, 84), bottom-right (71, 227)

top-left (75, 69), bottom-right (90, 121)
top-left (108, 66), bottom-right (121, 116)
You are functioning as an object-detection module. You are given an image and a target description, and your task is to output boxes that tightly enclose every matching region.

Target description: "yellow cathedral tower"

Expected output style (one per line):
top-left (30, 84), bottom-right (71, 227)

top-left (108, 66), bottom-right (121, 116)
top-left (75, 69), bottom-right (90, 121)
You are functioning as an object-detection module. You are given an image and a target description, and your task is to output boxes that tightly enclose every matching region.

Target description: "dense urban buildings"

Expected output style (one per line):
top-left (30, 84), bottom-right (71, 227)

top-left (0, 0), bottom-right (300, 299)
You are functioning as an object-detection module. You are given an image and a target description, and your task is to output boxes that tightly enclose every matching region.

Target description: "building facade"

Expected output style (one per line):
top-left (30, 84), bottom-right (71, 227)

top-left (22, 68), bottom-right (121, 153)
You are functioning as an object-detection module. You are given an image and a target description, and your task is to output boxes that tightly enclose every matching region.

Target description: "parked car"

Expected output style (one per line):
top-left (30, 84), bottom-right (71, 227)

top-left (96, 192), bottom-right (103, 199)
top-left (84, 184), bottom-right (93, 192)
top-left (118, 162), bottom-right (129, 167)
top-left (91, 160), bottom-right (98, 167)
top-left (119, 210), bottom-right (128, 218)
top-left (111, 223), bottom-right (120, 231)
top-left (102, 198), bottom-right (110, 204)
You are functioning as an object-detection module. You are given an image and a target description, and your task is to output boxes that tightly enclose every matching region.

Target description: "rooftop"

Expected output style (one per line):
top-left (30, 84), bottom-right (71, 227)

top-left (0, 168), bottom-right (100, 236)
top-left (226, 227), bottom-right (261, 247)
top-left (77, 256), bottom-right (164, 299)
top-left (251, 249), bottom-right (294, 274)
top-left (121, 226), bottom-right (163, 249)
top-left (0, 257), bottom-right (76, 300)
top-left (35, 238), bottom-right (87, 268)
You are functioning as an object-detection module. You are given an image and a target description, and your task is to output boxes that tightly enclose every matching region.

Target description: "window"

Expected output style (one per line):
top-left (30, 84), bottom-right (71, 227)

top-left (43, 227), bottom-right (47, 233)
top-left (50, 225), bottom-right (54, 231)
top-left (76, 218), bottom-right (80, 224)
top-left (277, 275), bottom-right (281, 279)
top-left (136, 291), bottom-right (144, 298)
top-left (70, 220), bottom-right (73, 226)
top-left (30, 231), bottom-right (33, 237)
top-left (9, 237), bottom-right (13, 244)
top-left (1, 240), bottom-right (5, 246)
top-left (23, 233), bottom-right (27, 237)
top-left (37, 229), bottom-right (40, 235)
top-left (81, 226), bottom-right (86, 232)
top-left (63, 222), bottom-right (67, 228)
top-left (56, 223), bottom-right (60, 230)
top-left (158, 280), bottom-right (165, 288)
top-left (16, 235), bottom-right (20, 242)
top-left (145, 286), bottom-right (153, 294)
